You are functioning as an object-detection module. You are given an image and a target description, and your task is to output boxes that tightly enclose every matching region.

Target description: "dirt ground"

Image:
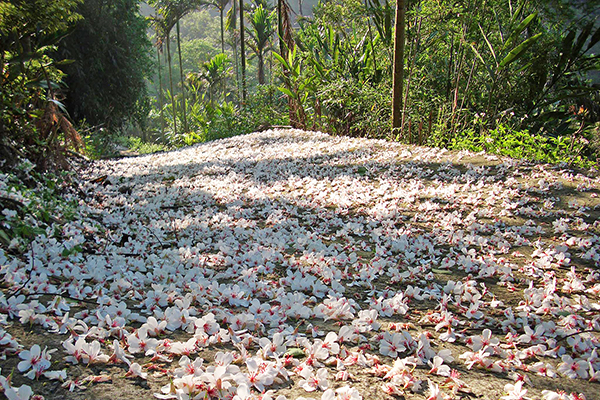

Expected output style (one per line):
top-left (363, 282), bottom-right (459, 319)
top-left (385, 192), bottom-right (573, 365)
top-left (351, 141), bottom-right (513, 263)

top-left (1, 129), bottom-right (599, 400)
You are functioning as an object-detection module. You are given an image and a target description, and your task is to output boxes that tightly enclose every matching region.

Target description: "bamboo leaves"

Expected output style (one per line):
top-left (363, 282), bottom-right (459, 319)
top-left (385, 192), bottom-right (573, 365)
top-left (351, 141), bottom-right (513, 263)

top-left (499, 32), bottom-right (542, 68)
top-left (502, 12), bottom-right (537, 51)
top-left (365, 0), bottom-right (394, 46)
top-left (472, 12), bottom-right (541, 73)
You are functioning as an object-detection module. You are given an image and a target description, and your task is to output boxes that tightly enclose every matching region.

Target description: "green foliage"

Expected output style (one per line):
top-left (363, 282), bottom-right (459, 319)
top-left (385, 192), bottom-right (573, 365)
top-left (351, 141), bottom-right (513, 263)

top-left (0, 0), bottom-right (82, 170)
top-left (313, 0), bottom-right (365, 31)
top-left (386, 0), bottom-right (600, 167)
top-left (448, 123), bottom-right (595, 167)
top-left (178, 38), bottom-right (221, 76)
top-left (318, 79), bottom-right (391, 138)
top-left (0, 161), bottom-right (79, 252)
top-left (179, 8), bottom-right (222, 43)
top-left (240, 84), bottom-right (288, 128)
top-left (81, 127), bottom-right (114, 159)
top-left (117, 136), bottom-right (172, 155)
top-left (137, 0), bottom-right (599, 169)
top-left (188, 53), bottom-right (232, 103)
top-left (274, 47), bottom-right (314, 128)
top-left (56, 0), bottom-right (153, 132)
top-left (139, 82), bottom-right (285, 152)
top-left (270, 0), bottom-right (392, 134)
top-left (365, 0), bottom-right (394, 47)
top-left (246, 4), bottom-right (276, 84)
top-left (0, 0), bottom-right (81, 38)
top-left (198, 0), bottom-right (231, 52)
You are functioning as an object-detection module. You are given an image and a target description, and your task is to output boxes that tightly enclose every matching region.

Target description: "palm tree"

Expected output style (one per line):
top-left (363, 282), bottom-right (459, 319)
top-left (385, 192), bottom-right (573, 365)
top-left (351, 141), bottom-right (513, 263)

top-left (176, 20), bottom-right (188, 132)
top-left (246, 4), bottom-right (275, 84)
top-left (248, 0), bottom-right (270, 10)
top-left (276, 0), bottom-right (293, 57)
top-left (200, 0), bottom-right (230, 53)
top-left (226, 1), bottom-right (241, 99)
top-left (155, 39), bottom-right (166, 135)
top-left (391, 0), bottom-right (405, 130)
top-left (150, 0), bottom-right (203, 133)
top-left (198, 53), bottom-right (231, 103)
top-left (150, 11), bottom-right (178, 135)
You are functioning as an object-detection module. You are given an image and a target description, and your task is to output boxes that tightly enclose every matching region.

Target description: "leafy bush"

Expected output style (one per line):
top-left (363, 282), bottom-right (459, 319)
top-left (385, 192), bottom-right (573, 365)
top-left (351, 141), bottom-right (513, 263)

top-left (119, 137), bottom-right (172, 155)
top-left (318, 79), bottom-right (391, 138)
top-left (0, 161), bottom-right (78, 253)
top-left (0, 0), bottom-right (83, 171)
top-left (449, 123), bottom-right (597, 168)
top-left (56, 0), bottom-right (153, 132)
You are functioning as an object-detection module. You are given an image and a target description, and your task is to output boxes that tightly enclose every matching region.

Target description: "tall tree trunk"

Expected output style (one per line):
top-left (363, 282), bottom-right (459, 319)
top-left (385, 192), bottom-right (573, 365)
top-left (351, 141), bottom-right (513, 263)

top-left (177, 21), bottom-right (188, 133)
top-left (157, 44), bottom-right (165, 136)
top-left (258, 53), bottom-right (265, 84)
top-left (166, 31), bottom-right (178, 135)
top-left (233, 35), bottom-right (241, 101)
top-left (277, 0), bottom-right (284, 56)
top-left (231, 0), bottom-right (241, 101)
top-left (391, 0), bottom-right (405, 130)
top-left (268, 45), bottom-right (273, 85)
top-left (402, 15), bottom-right (422, 128)
top-left (240, 0), bottom-right (247, 101)
top-left (220, 8), bottom-right (225, 53)
top-left (298, 0), bottom-right (303, 16)
top-left (277, 0), bottom-right (298, 128)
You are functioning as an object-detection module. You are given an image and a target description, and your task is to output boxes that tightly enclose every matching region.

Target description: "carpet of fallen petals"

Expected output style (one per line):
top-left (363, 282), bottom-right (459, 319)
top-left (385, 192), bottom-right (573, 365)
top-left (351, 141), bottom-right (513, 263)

top-left (1, 129), bottom-right (600, 400)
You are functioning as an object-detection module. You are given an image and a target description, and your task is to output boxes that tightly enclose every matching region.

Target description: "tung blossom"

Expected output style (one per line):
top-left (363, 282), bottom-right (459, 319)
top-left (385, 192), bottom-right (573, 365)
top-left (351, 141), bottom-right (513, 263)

top-left (18, 344), bottom-right (53, 379)
top-left (298, 367), bottom-right (329, 392)
top-left (501, 381), bottom-right (530, 400)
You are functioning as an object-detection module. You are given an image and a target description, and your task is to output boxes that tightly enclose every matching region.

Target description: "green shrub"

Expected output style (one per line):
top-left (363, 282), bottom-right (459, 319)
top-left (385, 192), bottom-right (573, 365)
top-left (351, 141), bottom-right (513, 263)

top-left (0, 162), bottom-right (79, 253)
top-left (449, 123), bottom-right (597, 168)
top-left (318, 79), bottom-right (391, 138)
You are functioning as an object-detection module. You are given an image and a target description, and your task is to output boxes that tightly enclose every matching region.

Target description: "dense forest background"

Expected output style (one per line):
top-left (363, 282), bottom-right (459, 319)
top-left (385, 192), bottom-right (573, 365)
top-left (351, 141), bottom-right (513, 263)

top-left (1, 0), bottom-right (599, 170)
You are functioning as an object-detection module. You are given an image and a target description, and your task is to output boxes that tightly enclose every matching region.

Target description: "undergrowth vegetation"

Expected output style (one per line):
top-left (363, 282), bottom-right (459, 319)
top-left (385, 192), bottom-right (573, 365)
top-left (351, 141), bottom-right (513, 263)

top-left (101, 0), bottom-right (598, 168)
top-left (2, 0), bottom-right (599, 168)
top-left (0, 161), bottom-right (79, 252)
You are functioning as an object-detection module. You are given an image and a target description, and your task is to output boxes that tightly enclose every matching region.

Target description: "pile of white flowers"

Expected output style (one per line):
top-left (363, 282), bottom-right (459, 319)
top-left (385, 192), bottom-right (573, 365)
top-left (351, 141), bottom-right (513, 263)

top-left (1, 129), bottom-right (599, 400)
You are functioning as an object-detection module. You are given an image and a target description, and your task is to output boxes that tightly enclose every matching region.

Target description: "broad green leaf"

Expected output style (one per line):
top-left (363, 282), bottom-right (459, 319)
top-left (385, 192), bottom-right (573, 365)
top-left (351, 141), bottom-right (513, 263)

top-left (586, 25), bottom-right (600, 53)
top-left (273, 53), bottom-right (290, 71)
top-left (0, 229), bottom-right (10, 244)
top-left (48, 98), bottom-right (69, 115)
top-left (509, 1), bottom-right (526, 25)
top-left (573, 21), bottom-right (595, 57)
top-left (517, 62), bottom-right (533, 73)
top-left (554, 30), bottom-right (576, 78)
top-left (469, 43), bottom-right (495, 79)
top-left (301, 92), bottom-right (309, 104)
top-left (503, 12), bottom-right (537, 51)
top-left (285, 348), bottom-right (305, 358)
top-left (278, 87), bottom-right (295, 98)
top-left (499, 33), bottom-right (543, 68)
top-left (535, 88), bottom-right (599, 109)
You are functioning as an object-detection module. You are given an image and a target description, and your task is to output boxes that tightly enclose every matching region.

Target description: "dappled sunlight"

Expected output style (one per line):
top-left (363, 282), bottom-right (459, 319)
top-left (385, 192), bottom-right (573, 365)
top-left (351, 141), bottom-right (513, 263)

top-left (1, 129), bottom-right (600, 400)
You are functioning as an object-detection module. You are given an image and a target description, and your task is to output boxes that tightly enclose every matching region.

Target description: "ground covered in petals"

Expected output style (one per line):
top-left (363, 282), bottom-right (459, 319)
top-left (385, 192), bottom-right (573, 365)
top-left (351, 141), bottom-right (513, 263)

top-left (1, 129), bottom-right (600, 400)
